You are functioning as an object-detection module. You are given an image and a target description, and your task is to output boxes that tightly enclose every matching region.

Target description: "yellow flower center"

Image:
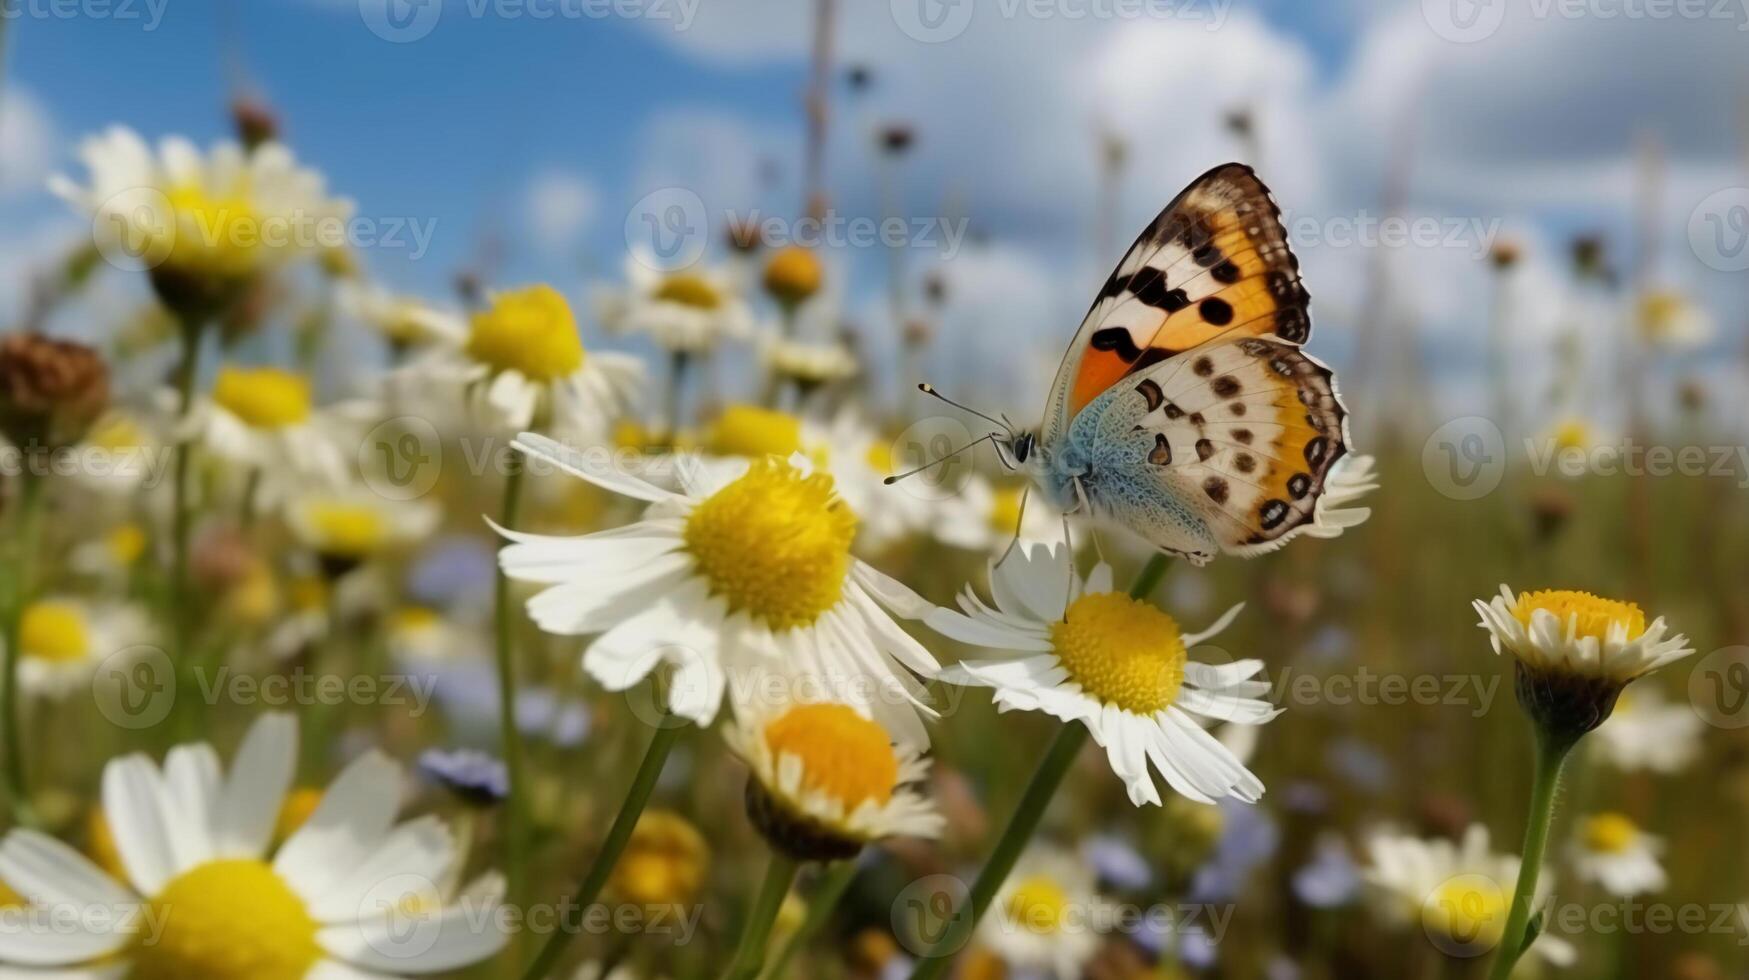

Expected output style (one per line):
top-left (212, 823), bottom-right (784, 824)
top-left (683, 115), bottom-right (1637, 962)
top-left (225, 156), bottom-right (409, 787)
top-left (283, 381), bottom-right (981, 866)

top-left (1581, 812), bottom-right (1639, 855)
top-left (1050, 592), bottom-right (1186, 714)
top-left (86, 415), bottom-right (145, 451)
top-left (682, 460), bottom-right (856, 630)
top-left (132, 859), bottom-right (320, 980)
top-left (653, 273), bottom-right (723, 310)
top-left (1423, 876), bottom-right (1507, 950)
top-left (1511, 590), bottom-right (1646, 642)
top-left (703, 405), bottom-right (803, 459)
top-left (988, 487), bottom-right (1026, 536)
top-left (1551, 419), bottom-right (1591, 452)
top-left (465, 285), bottom-right (584, 381)
top-left (302, 503), bottom-right (388, 559)
top-left (166, 183), bottom-right (264, 277)
top-left (20, 602), bottom-right (90, 662)
top-left (107, 523), bottom-right (147, 566)
top-left (392, 606), bottom-right (442, 633)
top-left (864, 440), bottom-right (893, 475)
top-left (287, 575), bottom-right (328, 613)
top-left (0, 879), bottom-right (22, 909)
top-left (1005, 875), bottom-right (1070, 935)
top-left (211, 366), bottom-right (312, 429)
top-left (88, 809), bottom-right (127, 880)
top-left (611, 810), bottom-right (710, 907)
top-left (761, 703), bottom-right (899, 810)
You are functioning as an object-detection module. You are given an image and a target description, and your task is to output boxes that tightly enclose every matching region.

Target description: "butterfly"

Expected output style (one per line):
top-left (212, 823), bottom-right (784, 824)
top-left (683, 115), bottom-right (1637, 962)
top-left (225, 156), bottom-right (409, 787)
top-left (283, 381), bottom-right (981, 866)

top-left (919, 163), bottom-right (1364, 566)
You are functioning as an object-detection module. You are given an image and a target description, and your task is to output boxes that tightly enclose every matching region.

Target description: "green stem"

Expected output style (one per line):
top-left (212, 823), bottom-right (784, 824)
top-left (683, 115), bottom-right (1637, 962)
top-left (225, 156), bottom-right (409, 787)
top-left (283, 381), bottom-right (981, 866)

top-left (2, 470), bottom-right (45, 823)
top-left (168, 326), bottom-right (201, 661)
top-left (908, 553), bottom-right (1167, 980)
top-left (518, 714), bottom-right (689, 979)
top-left (493, 462), bottom-right (530, 916)
top-left (760, 859), bottom-right (859, 980)
top-left (1486, 731), bottom-right (1574, 980)
top-left (720, 852), bottom-right (802, 980)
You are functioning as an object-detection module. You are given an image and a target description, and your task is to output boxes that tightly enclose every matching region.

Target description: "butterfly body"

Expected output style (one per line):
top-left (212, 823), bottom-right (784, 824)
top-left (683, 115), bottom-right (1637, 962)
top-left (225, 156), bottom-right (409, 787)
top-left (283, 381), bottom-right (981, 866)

top-left (989, 162), bottom-right (1362, 565)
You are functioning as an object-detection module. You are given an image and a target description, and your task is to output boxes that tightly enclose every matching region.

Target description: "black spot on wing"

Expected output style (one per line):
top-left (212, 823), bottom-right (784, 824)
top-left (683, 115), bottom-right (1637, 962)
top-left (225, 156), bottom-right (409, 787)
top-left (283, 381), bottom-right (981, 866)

top-left (1200, 297), bottom-right (1234, 326)
top-left (1136, 379), bottom-right (1164, 411)
top-left (1148, 434), bottom-right (1172, 465)
top-left (1090, 328), bottom-right (1142, 361)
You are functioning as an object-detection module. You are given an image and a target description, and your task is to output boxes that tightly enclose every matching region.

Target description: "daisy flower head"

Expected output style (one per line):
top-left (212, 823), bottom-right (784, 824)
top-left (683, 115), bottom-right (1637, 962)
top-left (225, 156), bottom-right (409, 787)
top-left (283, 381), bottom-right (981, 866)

top-left (284, 486), bottom-right (439, 578)
top-left (8, 596), bottom-right (151, 700)
top-left (51, 127), bottom-right (351, 315)
top-left (762, 246), bottom-right (824, 311)
top-left (725, 692), bottom-right (942, 861)
top-left (928, 543), bottom-right (1277, 806)
top-left (759, 332), bottom-right (858, 395)
top-left (594, 254), bottom-right (754, 355)
top-left (1363, 824), bottom-right (1573, 965)
top-left (1570, 811), bottom-right (1666, 896)
top-left (402, 284), bottom-right (643, 443)
top-left (1474, 585), bottom-right (1695, 743)
top-left (1636, 288), bottom-right (1714, 349)
top-left (185, 364), bottom-right (349, 498)
top-left (335, 279), bottom-right (460, 354)
top-left (494, 433), bottom-right (942, 742)
top-left (608, 809), bottom-right (709, 910)
top-left (931, 475), bottom-right (1062, 557)
top-left (69, 409), bottom-right (163, 498)
top-left (977, 845), bottom-right (1101, 980)
top-left (0, 713), bottom-right (508, 978)
top-left (1592, 686), bottom-right (1703, 774)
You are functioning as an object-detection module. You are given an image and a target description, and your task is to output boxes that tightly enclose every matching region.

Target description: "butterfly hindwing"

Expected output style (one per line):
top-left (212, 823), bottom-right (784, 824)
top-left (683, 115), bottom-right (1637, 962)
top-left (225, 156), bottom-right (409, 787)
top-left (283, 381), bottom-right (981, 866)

top-left (1091, 335), bottom-right (1349, 557)
top-left (1044, 163), bottom-right (1308, 443)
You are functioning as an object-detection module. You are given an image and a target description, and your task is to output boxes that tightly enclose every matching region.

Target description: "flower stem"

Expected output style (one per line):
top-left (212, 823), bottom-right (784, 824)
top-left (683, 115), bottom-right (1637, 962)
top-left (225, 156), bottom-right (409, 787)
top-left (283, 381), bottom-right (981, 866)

top-left (1, 469), bottom-right (45, 823)
top-left (493, 461), bottom-right (531, 915)
top-left (760, 859), bottom-right (859, 980)
top-left (1486, 730), bottom-right (1575, 980)
top-left (720, 851), bottom-right (802, 980)
top-left (168, 324), bottom-right (202, 731)
top-left (518, 713), bottom-right (689, 979)
top-left (908, 552), bottom-right (1166, 980)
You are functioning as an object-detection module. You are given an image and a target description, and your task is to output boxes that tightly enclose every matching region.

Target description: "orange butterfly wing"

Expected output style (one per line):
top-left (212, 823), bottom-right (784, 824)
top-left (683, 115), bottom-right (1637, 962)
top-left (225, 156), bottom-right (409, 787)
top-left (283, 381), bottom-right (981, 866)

top-left (1044, 163), bottom-right (1310, 441)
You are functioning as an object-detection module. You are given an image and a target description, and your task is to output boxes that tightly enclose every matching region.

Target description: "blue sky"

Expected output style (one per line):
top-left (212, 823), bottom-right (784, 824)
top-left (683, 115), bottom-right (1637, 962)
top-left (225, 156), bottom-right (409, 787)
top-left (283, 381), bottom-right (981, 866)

top-left (2, 0), bottom-right (1745, 424)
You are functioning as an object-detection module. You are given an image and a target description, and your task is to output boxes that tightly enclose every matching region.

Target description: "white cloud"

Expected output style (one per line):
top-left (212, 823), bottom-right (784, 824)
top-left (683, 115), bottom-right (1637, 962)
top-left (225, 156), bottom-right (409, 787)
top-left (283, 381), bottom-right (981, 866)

top-left (523, 170), bottom-right (598, 250)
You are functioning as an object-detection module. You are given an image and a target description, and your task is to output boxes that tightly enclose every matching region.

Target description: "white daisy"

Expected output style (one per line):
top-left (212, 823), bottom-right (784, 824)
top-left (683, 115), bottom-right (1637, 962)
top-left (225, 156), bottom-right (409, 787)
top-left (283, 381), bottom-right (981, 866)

top-left (1637, 288), bottom-right (1714, 349)
top-left (1473, 586), bottom-right (1694, 684)
top-left (724, 692), bottom-right (941, 860)
top-left (977, 845), bottom-right (1101, 980)
top-left (396, 284), bottom-right (643, 443)
top-left (284, 487), bottom-right (439, 572)
top-left (0, 713), bottom-right (508, 977)
top-left (68, 409), bottom-right (166, 498)
top-left (1292, 452), bottom-right (1377, 542)
top-left (494, 432), bottom-right (941, 743)
top-left (931, 475), bottom-right (1063, 558)
top-left (7, 597), bottom-right (152, 700)
top-left (184, 365), bottom-right (350, 500)
top-left (928, 543), bottom-right (1276, 805)
top-left (759, 332), bottom-right (858, 391)
top-left (1570, 812), bottom-right (1666, 896)
top-left (335, 279), bottom-right (460, 352)
top-left (68, 522), bottom-right (151, 588)
top-left (593, 254), bottom-right (754, 355)
top-left (1363, 823), bottom-right (1574, 965)
top-left (386, 606), bottom-right (473, 666)
top-left (51, 126), bottom-right (352, 281)
top-left (1592, 687), bottom-right (1703, 773)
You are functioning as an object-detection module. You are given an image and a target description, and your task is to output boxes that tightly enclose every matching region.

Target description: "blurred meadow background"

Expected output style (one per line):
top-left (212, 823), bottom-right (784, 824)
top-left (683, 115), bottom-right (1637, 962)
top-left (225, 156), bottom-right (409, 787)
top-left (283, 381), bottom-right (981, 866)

top-left (0, 0), bottom-right (1747, 978)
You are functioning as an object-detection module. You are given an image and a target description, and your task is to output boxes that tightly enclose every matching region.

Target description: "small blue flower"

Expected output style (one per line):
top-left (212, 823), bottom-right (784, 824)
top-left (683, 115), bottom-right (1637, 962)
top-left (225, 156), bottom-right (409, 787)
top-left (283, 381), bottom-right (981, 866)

top-left (419, 747), bottom-right (510, 805)
top-left (1292, 835), bottom-right (1360, 909)
top-left (406, 536), bottom-right (497, 608)
top-left (1082, 833), bottom-right (1152, 891)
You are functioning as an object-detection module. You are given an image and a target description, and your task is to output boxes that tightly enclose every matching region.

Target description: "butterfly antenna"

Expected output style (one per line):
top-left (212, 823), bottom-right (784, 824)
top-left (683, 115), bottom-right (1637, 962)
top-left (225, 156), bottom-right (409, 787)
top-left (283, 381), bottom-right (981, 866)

top-left (883, 433), bottom-right (998, 485)
top-left (917, 383), bottom-right (1013, 436)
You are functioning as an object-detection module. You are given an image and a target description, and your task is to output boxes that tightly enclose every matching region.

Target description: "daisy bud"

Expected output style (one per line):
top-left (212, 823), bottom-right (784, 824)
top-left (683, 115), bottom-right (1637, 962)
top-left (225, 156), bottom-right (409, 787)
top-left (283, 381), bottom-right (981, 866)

top-left (0, 332), bottom-right (110, 453)
top-left (1474, 586), bottom-right (1695, 748)
top-left (763, 246), bottom-right (823, 310)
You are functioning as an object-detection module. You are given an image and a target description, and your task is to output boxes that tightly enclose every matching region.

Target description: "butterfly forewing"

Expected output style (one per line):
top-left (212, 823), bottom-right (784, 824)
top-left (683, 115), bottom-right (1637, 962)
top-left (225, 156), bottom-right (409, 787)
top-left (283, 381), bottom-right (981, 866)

top-left (1043, 163), bottom-right (1309, 443)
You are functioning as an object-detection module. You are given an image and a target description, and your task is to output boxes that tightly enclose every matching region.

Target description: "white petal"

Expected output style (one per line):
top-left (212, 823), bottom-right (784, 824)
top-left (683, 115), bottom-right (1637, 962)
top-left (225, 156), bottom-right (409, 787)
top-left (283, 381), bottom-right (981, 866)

top-left (214, 713), bottom-right (298, 859)
top-left (307, 816), bottom-right (455, 924)
top-left (275, 752), bottom-right (404, 904)
top-left (512, 431), bottom-right (675, 503)
top-left (0, 831), bottom-right (135, 911)
top-left (100, 756), bottom-right (177, 895)
top-left (318, 903), bottom-right (509, 974)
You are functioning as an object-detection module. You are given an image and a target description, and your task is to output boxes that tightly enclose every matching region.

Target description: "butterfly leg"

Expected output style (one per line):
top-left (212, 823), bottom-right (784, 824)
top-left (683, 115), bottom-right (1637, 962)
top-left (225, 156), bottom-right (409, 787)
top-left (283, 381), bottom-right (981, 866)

top-left (994, 485), bottom-right (1032, 572)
